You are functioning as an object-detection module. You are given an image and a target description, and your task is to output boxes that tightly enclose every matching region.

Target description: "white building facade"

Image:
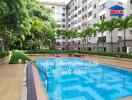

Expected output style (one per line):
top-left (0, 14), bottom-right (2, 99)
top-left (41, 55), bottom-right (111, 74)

top-left (40, 1), bottom-right (68, 29)
top-left (40, 0), bottom-right (132, 52)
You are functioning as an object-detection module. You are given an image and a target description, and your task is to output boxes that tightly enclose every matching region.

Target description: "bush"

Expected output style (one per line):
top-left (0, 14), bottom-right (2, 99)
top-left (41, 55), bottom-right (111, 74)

top-left (9, 52), bottom-right (31, 64)
top-left (72, 50), bottom-right (132, 59)
top-left (0, 51), bottom-right (9, 59)
top-left (26, 50), bottom-right (68, 54)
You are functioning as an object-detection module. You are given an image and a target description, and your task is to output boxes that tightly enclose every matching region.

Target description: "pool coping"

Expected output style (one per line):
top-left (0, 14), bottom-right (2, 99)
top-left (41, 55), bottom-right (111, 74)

top-left (26, 62), bottom-right (48, 100)
top-left (27, 53), bottom-right (132, 62)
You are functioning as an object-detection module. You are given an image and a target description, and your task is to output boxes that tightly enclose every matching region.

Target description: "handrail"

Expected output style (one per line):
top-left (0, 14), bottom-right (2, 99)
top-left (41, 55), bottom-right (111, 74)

top-left (27, 62), bottom-right (37, 100)
top-left (32, 63), bottom-right (49, 91)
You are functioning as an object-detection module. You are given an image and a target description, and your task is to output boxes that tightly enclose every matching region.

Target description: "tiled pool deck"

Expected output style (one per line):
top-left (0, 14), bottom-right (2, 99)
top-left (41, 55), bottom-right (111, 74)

top-left (0, 57), bottom-right (25, 100)
top-left (0, 54), bottom-right (132, 100)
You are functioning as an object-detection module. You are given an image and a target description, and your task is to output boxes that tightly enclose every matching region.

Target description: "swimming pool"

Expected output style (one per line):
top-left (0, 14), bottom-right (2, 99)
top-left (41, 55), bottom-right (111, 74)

top-left (35, 58), bottom-right (132, 100)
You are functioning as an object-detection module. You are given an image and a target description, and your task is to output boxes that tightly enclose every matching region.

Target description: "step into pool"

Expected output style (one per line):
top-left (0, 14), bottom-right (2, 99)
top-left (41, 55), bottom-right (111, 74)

top-left (35, 58), bottom-right (132, 100)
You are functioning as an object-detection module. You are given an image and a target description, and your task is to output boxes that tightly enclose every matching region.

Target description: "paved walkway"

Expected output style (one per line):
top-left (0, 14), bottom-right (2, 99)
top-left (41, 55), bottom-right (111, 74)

top-left (83, 55), bottom-right (132, 69)
top-left (0, 57), bottom-right (25, 100)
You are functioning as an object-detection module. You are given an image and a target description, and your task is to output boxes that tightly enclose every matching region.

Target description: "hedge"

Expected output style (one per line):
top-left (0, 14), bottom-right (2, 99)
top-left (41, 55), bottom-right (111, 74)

top-left (26, 50), bottom-right (132, 59)
top-left (0, 51), bottom-right (9, 59)
top-left (9, 52), bottom-right (31, 64)
top-left (26, 50), bottom-right (68, 54)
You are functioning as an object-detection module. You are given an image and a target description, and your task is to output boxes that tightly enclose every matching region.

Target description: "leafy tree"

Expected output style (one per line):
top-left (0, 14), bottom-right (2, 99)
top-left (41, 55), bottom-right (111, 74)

top-left (0, 0), bottom-right (56, 50)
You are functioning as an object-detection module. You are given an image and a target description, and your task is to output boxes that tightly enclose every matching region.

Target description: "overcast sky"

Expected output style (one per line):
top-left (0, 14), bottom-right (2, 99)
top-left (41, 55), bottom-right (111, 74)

top-left (39, 0), bottom-right (127, 4)
top-left (39, 0), bottom-right (70, 4)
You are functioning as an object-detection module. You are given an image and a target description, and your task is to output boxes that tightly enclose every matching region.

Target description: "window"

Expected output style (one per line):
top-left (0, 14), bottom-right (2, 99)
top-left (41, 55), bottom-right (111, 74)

top-left (98, 36), bottom-right (106, 42)
top-left (63, 7), bottom-right (65, 11)
top-left (69, 24), bottom-right (70, 27)
top-left (62, 13), bottom-right (65, 16)
top-left (118, 36), bottom-right (122, 41)
top-left (75, 6), bottom-right (77, 10)
top-left (88, 48), bottom-right (92, 51)
top-left (88, 2), bottom-right (92, 9)
top-left (51, 6), bottom-right (55, 9)
top-left (78, 10), bottom-right (81, 14)
top-left (62, 19), bottom-right (65, 22)
top-left (94, 14), bottom-right (96, 18)
top-left (78, 26), bottom-right (81, 30)
top-left (62, 42), bottom-right (65, 44)
top-left (94, 4), bottom-right (96, 8)
top-left (117, 47), bottom-right (120, 52)
top-left (62, 25), bottom-right (65, 28)
top-left (130, 30), bottom-right (132, 35)
top-left (99, 3), bottom-right (107, 11)
top-left (84, 5), bottom-right (87, 11)
top-left (131, 0), bottom-right (132, 8)
top-left (75, 14), bottom-right (77, 17)
top-left (88, 11), bottom-right (92, 17)
top-left (118, 29), bottom-right (122, 31)
top-left (118, 2), bottom-right (122, 6)
top-left (99, 14), bottom-right (106, 20)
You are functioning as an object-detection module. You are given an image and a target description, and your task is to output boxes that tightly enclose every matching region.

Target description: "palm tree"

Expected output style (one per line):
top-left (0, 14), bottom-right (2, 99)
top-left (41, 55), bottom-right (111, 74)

top-left (76, 32), bottom-right (81, 50)
top-left (83, 26), bottom-right (96, 51)
top-left (95, 20), bottom-right (107, 52)
top-left (104, 18), bottom-right (119, 52)
top-left (79, 31), bottom-right (87, 50)
top-left (68, 30), bottom-right (77, 50)
top-left (117, 16), bottom-right (132, 52)
top-left (61, 30), bottom-right (72, 50)
top-left (56, 29), bottom-right (62, 39)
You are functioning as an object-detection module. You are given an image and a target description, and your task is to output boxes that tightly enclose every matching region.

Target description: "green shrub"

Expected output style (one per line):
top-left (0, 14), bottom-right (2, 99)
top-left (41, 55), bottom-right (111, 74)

top-left (0, 51), bottom-right (9, 59)
top-left (9, 52), bottom-right (31, 64)
top-left (26, 50), bottom-right (68, 54)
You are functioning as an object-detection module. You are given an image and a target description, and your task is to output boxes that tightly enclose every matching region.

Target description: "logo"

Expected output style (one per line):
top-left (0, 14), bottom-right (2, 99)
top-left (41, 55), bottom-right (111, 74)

top-left (109, 5), bottom-right (124, 17)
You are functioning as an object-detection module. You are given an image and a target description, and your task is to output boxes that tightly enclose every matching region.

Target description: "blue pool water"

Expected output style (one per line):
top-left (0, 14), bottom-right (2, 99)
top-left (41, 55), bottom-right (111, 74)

top-left (35, 58), bottom-right (132, 100)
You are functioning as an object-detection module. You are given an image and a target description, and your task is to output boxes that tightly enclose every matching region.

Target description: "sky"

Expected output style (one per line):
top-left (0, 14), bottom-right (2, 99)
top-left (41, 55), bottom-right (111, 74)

top-left (39, 0), bottom-right (70, 4)
top-left (39, 0), bottom-right (127, 4)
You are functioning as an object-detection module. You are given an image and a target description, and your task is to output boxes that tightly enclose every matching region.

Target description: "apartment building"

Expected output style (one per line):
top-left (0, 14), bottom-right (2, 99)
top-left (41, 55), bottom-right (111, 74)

top-left (39, 0), bottom-right (69, 50)
top-left (40, 0), bottom-right (132, 52)
top-left (67, 0), bottom-right (131, 52)
top-left (39, 0), bottom-right (68, 30)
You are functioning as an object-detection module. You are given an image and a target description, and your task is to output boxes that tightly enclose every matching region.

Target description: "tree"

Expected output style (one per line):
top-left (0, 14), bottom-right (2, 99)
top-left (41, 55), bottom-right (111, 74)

top-left (0, 0), bottom-right (56, 50)
top-left (78, 31), bottom-right (87, 50)
top-left (95, 21), bottom-right (107, 52)
top-left (83, 26), bottom-right (96, 51)
top-left (117, 16), bottom-right (132, 52)
top-left (104, 18), bottom-right (119, 52)
top-left (61, 29), bottom-right (75, 50)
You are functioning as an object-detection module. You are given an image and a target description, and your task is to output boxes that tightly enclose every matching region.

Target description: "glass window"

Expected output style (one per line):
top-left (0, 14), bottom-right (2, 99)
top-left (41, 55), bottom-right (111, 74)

top-left (99, 3), bottom-right (107, 11)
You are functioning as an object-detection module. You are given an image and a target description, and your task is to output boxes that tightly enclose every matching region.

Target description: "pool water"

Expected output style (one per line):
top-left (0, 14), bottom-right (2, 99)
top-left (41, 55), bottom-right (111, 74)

top-left (35, 58), bottom-right (132, 100)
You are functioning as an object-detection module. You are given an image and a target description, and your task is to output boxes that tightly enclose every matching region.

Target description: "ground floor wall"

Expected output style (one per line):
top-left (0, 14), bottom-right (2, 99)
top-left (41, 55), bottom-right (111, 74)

top-left (56, 40), bottom-right (132, 53)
